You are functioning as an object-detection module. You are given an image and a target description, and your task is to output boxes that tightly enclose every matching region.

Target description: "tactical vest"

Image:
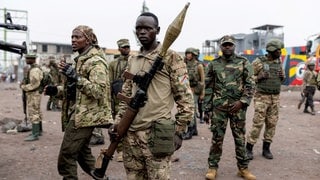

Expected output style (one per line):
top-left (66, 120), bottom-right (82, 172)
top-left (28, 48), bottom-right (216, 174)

top-left (256, 56), bottom-right (282, 94)
top-left (186, 59), bottom-right (200, 87)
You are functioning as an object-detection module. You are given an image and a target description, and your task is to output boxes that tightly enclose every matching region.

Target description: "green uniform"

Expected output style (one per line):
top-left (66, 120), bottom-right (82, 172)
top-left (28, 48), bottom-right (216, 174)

top-left (109, 54), bottom-right (129, 119)
top-left (206, 54), bottom-right (255, 169)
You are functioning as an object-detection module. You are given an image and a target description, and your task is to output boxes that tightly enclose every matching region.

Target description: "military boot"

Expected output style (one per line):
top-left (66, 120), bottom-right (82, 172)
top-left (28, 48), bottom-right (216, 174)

top-left (246, 143), bottom-right (254, 160)
top-left (205, 168), bottom-right (217, 180)
top-left (24, 123), bottom-right (40, 141)
top-left (199, 112), bottom-right (204, 124)
top-left (237, 168), bottom-right (256, 180)
top-left (46, 101), bottom-right (52, 111)
top-left (39, 121), bottom-right (42, 136)
top-left (262, 141), bottom-right (273, 159)
top-left (182, 126), bottom-right (193, 140)
top-left (303, 105), bottom-right (310, 113)
top-left (193, 123), bottom-right (198, 136)
top-left (310, 106), bottom-right (315, 115)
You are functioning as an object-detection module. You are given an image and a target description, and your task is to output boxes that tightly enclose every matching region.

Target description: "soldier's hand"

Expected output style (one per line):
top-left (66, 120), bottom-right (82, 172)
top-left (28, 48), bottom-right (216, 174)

top-left (277, 69), bottom-right (284, 79)
top-left (229, 101), bottom-right (243, 114)
top-left (108, 124), bottom-right (119, 142)
top-left (257, 71), bottom-right (269, 80)
top-left (44, 85), bottom-right (58, 96)
top-left (59, 62), bottom-right (77, 82)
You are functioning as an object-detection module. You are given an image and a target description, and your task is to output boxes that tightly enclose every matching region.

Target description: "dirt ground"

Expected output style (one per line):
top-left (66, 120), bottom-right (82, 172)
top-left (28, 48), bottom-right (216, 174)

top-left (0, 82), bottom-right (320, 180)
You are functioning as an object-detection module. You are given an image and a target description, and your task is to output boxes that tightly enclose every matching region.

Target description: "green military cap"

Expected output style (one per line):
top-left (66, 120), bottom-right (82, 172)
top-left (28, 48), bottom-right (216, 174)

top-left (185, 47), bottom-right (199, 56)
top-left (25, 54), bottom-right (37, 59)
top-left (219, 35), bottom-right (235, 45)
top-left (266, 39), bottom-right (284, 52)
top-left (117, 39), bottom-right (130, 48)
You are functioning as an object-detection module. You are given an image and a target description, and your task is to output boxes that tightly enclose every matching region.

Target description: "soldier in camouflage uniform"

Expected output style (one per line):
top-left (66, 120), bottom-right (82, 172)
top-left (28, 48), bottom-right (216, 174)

top-left (115, 12), bottom-right (194, 179)
top-left (182, 47), bottom-right (205, 140)
top-left (47, 58), bottom-right (61, 111)
top-left (20, 54), bottom-right (44, 141)
top-left (205, 35), bottom-right (256, 180)
top-left (44, 25), bottom-right (113, 179)
top-left (246, 39), bottom-right (285, 161)
top-left (297, 61), bottom-right (317, 115)
top-left (108, 38), bottom-right (131, 162)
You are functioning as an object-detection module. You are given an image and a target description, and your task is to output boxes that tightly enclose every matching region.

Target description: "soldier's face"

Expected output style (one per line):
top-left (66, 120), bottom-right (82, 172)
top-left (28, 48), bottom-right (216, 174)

top-left (119, 46), bottom-right (130, 56)
top-left (71, 30), bottom-right (89, 53)
top-left (135, 16), bottom-right (159, 47)
top-left (270, 49), bottom-right (281, 60)
top-left (220, 42), bottom-right (235, 56)
top-left (25, 58), bottom-right (35, 65)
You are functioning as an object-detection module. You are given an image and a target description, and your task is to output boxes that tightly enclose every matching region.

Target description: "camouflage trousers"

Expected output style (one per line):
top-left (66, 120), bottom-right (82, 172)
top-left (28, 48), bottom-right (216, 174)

top-left (123, 129), bottom-right (171, 180)
top-left (247, 93), bottom-right (280, 144)
top-left (26, 91), bottom-right (43, 123)
top-left (57, 120), bottom-right (95, 179)
top-left (208, 108), bottom-right (249, 169)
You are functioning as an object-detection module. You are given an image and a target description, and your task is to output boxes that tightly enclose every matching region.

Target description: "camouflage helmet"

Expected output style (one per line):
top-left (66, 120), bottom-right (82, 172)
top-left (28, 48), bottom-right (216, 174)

top-left (185, 47), bottom-right (199, 56)
top-left (266, 39), bottom-right (284, 52)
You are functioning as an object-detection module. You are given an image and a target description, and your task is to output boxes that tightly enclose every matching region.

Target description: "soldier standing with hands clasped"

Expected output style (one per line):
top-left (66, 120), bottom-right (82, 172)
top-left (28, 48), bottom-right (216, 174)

top-left (205, 35), bottom-right (256, 180)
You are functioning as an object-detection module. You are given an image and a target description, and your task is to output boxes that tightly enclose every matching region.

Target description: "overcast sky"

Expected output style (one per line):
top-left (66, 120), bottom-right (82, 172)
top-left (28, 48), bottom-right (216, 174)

top-left (2, 0), bottom-right (320, 52)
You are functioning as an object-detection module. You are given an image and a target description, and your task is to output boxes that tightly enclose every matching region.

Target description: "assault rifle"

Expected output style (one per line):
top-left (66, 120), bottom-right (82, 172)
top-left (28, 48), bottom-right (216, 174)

top-left (0, 41), bottom-right (27, 55)
top-left (91, 3), bottom-right (190, 180)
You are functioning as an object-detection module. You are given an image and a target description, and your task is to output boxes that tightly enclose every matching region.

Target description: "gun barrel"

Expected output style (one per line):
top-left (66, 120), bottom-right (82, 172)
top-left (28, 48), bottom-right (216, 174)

top-left (0, 41), bottom-right (27, 55)
top-left (0, 23), bottom-right (28, 31)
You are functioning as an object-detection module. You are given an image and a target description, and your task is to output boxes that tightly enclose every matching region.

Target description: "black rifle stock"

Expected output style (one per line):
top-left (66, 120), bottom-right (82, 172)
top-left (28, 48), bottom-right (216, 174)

top-left (91, 3), bottom-right (190, 179)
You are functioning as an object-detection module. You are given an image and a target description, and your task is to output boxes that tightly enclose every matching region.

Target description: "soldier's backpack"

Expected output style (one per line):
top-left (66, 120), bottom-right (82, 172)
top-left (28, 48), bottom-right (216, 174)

top-left (28, 65), bottom-right (52, 93)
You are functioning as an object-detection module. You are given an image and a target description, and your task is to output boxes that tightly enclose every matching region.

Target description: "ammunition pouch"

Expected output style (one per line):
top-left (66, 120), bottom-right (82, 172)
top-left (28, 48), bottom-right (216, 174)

top-left (111, 79), bottom-right (124, 97)
top-left (148, 119), bottom-right (175, 157)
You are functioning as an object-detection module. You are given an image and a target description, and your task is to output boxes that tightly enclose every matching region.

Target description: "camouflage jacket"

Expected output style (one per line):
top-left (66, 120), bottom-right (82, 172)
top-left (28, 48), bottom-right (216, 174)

top-left (58, 47), bottom-right (113, 129)
top-left (20, 64), bottom-right (43, 94)
top-left (116, 43), bottom-right (194, 133)
top-left (109, 54), bottom-right (129, 82)
top-left (303, 69), bottom-right (317, 87)
top-left (206, 54), bottom-right (255, 108)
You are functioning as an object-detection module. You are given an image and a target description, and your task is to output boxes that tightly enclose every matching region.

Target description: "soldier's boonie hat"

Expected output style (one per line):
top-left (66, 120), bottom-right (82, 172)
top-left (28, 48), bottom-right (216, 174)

top-left (117, 39), bottom-right (130, 48)
top-left (266, 39), bottom-right (284, 52)
top-left (25, 54), bottom-right (37, 59)
top-left (220, 35), bottom-right (235, 45)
